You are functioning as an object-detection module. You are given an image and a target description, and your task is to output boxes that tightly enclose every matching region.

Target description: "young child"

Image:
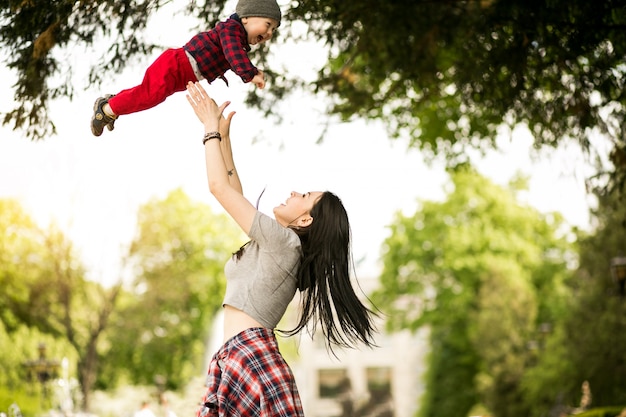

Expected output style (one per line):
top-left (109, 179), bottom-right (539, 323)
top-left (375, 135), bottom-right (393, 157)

top-left (90, 0), bottom-right (281, 137)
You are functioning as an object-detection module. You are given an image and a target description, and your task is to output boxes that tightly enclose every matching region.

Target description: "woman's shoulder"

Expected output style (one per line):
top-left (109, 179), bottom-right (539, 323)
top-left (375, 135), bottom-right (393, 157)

top-left (252, 211), bottom-right (286, 234)
top-left (251, 211), bottom-right (300, 247)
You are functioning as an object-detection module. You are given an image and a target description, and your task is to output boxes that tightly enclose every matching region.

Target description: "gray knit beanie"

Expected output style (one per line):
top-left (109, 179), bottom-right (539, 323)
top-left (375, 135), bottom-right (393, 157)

top-left (236, 0), bottom-right (282, 26)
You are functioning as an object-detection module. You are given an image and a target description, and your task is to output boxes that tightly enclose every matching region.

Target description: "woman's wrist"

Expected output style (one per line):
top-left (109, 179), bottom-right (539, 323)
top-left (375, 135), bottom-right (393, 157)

top-left (203, 122), bottom-right (219, 132)
top-left (202, 131), bottom-right (221, 144)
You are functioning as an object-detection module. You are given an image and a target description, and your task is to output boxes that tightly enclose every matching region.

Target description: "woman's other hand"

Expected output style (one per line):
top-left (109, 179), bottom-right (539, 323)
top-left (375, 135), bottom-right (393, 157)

top-left (185, 81), bottom-right (230, 131)
top-left (219, 109), bottom-right (236, 141)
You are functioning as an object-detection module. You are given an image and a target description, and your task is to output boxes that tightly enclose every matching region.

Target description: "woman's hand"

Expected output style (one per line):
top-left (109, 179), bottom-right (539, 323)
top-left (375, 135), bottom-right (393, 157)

top-left (185, 81), bottom-right (230, 131)
top-left (219, 109), bottom-right (236, 140)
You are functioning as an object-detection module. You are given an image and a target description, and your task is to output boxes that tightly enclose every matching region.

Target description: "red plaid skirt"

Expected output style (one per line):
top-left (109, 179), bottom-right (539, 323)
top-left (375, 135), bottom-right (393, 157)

top-left (197, 327), bottom-right (305, 417)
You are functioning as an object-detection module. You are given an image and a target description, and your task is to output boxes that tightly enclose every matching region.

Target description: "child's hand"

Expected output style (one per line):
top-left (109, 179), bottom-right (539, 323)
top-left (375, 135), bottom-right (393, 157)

top-left (252, 70), bottom-right (265, 89)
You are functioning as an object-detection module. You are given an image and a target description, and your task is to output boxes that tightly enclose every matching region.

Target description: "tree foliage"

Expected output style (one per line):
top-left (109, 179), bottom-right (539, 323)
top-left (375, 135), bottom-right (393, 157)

top-left (0, 191), bottom-right (245, 409)
top-left (288, 0), bottom-right (626, 194)
top-left (2, 0), bottom-right (625, 193)
top-left (0, 199), bottom-right (42, 332)
top-left (562, 189), bottom-right (626, 407)
top-left (0, 321), bottom-right (76, 417)
top-left (371, 167), bottom-right (574, 417)
top-left (0, 198), bottom-right (119, 412)
top-left (98, 188), bottom-right (245, 390)
top-left (520, 190), bottom-right (626, 417)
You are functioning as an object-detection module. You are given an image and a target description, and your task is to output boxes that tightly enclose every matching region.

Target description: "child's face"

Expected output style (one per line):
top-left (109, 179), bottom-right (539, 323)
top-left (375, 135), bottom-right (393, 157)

top-left (241, 16), bottom-right (279, 46)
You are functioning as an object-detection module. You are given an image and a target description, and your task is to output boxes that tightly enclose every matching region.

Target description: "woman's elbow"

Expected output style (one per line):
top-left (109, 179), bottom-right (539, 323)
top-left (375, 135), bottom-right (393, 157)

top-left (208, 180), bottom-right (228, 198)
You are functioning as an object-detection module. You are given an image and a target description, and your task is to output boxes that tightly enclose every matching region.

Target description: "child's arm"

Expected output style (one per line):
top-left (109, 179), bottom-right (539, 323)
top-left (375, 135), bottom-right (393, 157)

top-left (218, 19), bottom-right (266, 87)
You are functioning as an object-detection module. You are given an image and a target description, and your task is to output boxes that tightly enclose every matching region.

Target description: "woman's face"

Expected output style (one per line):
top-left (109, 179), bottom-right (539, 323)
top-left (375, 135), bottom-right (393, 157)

top-left (274, 191), bottom-right (323, 228)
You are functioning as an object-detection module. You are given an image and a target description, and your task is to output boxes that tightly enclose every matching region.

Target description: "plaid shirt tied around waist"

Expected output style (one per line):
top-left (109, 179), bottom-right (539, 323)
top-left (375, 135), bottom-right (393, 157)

top-left (197, 327), bottom-right (305, 417)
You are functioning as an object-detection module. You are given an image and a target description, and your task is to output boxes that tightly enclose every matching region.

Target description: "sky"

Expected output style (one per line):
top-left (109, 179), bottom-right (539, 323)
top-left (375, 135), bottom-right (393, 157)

top-left (0, 1), bottom-right (595, 285)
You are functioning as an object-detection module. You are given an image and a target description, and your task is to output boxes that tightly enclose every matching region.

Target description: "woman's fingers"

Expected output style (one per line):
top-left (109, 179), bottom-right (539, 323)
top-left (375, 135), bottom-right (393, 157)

top-left (186, 81), bottom-right (199, 98)
top-left (185, 82), bottom-right (232, 124)
top-left (186, 81), bottom-right (211, 104)
top-left (218, 101), bottom-right (231, 113)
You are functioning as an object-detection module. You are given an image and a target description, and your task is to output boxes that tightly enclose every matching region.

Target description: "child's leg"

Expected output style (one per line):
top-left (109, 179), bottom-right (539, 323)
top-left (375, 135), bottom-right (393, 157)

top-left (107, 48), bottom-right (198, 116)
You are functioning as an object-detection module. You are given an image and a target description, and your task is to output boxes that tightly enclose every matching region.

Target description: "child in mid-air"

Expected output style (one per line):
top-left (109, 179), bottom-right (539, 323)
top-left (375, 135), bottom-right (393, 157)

top-left (90, 0), bottom-right (281, 137)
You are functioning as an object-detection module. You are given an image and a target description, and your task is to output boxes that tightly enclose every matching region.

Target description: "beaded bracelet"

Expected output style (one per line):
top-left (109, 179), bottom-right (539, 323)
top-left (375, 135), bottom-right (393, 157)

top-left (202, 131), bottom-right (221, 145)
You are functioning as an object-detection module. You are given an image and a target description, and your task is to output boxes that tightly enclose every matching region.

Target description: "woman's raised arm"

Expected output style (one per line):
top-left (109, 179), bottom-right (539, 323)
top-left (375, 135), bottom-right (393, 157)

top-left (186, 81), bottom-right (256, 234)
top-left (218, 109), bottom-right (243, 195)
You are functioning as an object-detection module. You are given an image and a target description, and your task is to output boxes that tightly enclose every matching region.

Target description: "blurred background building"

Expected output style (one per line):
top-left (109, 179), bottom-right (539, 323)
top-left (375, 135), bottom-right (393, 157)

top-left (289, 276), bottom-right (429, 417)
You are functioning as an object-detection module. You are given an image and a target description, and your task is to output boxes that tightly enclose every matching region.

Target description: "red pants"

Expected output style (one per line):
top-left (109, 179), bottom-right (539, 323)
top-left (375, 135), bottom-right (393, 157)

top-left (108, 48), bottom-right (197, 116)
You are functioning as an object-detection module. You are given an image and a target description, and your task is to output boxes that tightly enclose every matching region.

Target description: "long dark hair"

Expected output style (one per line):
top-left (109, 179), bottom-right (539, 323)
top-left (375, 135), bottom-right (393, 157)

top-left (282, 191), bottom-right (378, 351)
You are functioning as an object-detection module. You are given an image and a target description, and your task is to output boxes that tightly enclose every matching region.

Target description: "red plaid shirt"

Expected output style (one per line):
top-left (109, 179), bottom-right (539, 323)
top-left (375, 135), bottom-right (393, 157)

top-left (183, 14), bottom-right (258, 85)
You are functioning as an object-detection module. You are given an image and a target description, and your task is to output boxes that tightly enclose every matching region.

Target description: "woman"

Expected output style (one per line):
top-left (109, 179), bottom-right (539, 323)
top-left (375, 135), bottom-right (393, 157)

top-left (186, 81), bottom-right (377, 416)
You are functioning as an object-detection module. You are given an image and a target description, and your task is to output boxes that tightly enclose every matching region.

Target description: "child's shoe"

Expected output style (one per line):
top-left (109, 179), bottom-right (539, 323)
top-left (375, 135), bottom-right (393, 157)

top-left (91, 95), bottom-right (117, 136)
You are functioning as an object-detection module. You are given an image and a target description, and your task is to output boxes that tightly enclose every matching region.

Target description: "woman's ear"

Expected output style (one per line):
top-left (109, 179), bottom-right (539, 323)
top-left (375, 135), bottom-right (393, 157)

top-left (299, 215), bottom-right (313, 228)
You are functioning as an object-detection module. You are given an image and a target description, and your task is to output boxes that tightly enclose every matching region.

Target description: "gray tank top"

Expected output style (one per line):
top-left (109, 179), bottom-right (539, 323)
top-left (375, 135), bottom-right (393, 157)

top-left (223, 211), bottom-right (302, 328)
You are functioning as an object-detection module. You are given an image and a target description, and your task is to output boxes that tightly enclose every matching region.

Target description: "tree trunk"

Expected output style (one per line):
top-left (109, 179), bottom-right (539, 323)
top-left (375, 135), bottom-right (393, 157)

top-left (77, 339), bottom-right (99, 411)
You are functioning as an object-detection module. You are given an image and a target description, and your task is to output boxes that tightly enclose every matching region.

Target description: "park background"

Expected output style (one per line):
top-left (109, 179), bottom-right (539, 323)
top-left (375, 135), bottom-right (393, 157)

top-left (1, 1), bottom-right (625, 417)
